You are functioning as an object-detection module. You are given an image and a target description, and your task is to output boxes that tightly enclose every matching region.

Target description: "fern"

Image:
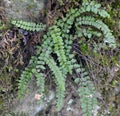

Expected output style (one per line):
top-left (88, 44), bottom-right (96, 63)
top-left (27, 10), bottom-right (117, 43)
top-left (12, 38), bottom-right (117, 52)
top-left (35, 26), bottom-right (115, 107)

top-left (44, 55), bottom-right (65, 110)
top-left (75, 16), bottom-right (116, 48)
top-left (49, 26), bottom-right (69, 74)
top-left (32, 66), bottom-right (45, 98)
top-left (54, 1), bottom-right (116, 114)
top-left (17, 56), bottom-right (37, 99)
top-left (15, 0), bottom-right (117, 115)
top-left (11, 20), bottom-right (46, 32)
top-left (81, 0), bottom-right (110, 18)
top-left (34, 36), bottom-right (65, 110)
top-left (75, 63), bottom-right (98, 116)
top-left (76, 28), bottom-right (102, 38)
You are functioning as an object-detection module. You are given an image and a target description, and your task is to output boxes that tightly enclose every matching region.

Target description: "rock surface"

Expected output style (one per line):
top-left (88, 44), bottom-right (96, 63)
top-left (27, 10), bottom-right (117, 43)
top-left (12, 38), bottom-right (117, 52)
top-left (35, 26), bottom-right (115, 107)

top-left (12, 90), bottom-right (55, 116)
top-left (7, 77), bottom-right (55, 116)
top-left (0, 0), bottom-right (45, 20)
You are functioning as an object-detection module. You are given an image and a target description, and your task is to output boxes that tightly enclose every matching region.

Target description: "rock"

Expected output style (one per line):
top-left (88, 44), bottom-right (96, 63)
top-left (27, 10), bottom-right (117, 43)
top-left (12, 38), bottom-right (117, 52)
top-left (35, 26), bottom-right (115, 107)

top-left (0, 0), bottom-right (45, 20)
top-left (10, 89), bottom-right (55, 116)
top-left (6, 77), bottom-right (55, 116)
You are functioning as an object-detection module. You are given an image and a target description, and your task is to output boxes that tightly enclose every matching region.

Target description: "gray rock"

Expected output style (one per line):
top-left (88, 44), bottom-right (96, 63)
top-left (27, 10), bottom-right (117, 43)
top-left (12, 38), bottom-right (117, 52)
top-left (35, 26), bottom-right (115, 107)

top-left (10, 89), bottom-right (55, 116)
top-left (1, 0), bottom-right (45, 20)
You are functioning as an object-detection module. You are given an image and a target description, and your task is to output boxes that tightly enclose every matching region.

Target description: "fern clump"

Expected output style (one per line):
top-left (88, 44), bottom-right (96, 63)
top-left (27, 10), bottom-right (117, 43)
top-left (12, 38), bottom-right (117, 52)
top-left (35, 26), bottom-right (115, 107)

top-left (14, 0), bottom-right (116, 115)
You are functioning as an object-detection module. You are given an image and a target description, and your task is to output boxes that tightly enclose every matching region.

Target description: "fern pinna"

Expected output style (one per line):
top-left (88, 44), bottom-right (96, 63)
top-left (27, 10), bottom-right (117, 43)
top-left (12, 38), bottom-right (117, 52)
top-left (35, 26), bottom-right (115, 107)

top-left (12, 0), bottom-right (116, 115)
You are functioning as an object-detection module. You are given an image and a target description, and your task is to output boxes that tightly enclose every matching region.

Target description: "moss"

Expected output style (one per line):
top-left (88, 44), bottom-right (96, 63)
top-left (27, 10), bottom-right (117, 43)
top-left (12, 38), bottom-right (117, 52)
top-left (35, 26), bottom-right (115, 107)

top-left (103, 1), bottom-right (120, 37)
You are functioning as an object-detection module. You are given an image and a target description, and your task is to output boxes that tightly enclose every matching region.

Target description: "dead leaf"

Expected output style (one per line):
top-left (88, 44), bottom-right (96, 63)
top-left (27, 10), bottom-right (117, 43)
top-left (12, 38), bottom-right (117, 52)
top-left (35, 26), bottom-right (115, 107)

top-left (34, 93), bottom-right (42, 100)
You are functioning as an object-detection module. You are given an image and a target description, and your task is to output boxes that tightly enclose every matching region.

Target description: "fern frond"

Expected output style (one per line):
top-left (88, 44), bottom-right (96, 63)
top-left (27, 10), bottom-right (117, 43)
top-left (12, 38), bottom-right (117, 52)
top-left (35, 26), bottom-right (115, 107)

top-left (81, 0), bottom-right (110, 18)
top-left (32, 36), bottom-right (53, 97)
top-left (17, 56), bottom-right (37, 99)
top-left (44, 55), bottom-right (65, 111)
top-left (64, 36), bottom-right (75, 74)
top-left (49, 26), bottom-right (69, 74)
top-left (32, 68), bottom-right (45, 97)
top-left (11, 20), bottom-right (46, 31)
top-left (75, 64), bottom-right (97, 116)
top-left (76, 28), bottom-right (102, 38)
top-left (76, 16), bottom-right (116, 48)
top-left (17, 67), bottom-right (33, 99)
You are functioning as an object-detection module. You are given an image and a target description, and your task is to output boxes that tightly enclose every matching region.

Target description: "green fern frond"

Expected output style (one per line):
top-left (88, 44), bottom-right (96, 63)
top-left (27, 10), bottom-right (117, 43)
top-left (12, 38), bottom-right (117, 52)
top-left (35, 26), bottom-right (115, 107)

top-left (32, 68), bottom-right (45, 97)
top-left (17, 67), bottom-right (33, 99)
top-left (64, 37), bottom-right (75, 74)
top-left (44, 55), bottom-right (65, 111)
top-left (81, 0), bottom-right (110, 18)
top-left (75, 64), bottom-right (97, 116)
top-left (17, 56), bottom-right (37, 99)
top-left (49, 26), bottom-right (69, 74)
top-left (76, 16), bottom-right (116, 48)
top-left (11, 20), bottom-right (46, 31)
top-left (32, 36), bottom-right (53, 97)
top-left (76, 28), bottom-right (102, 38)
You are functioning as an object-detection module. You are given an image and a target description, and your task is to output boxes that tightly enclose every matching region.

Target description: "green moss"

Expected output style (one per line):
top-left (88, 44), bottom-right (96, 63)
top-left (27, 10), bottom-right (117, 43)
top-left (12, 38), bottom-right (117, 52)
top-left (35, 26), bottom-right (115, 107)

top-left (103, 1), bottom-right (120, 37)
